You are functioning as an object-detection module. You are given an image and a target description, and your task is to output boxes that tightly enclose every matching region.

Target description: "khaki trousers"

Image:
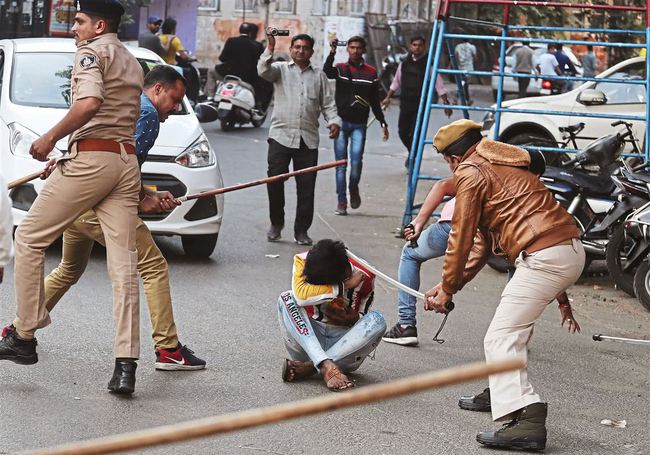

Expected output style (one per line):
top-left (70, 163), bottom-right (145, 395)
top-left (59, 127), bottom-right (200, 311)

top-left (485, 238), bottom-right (585, 421)
top-left (13, 148), bottom-right (141, 359)
top-left (44, 211), bottom-right (179, 350)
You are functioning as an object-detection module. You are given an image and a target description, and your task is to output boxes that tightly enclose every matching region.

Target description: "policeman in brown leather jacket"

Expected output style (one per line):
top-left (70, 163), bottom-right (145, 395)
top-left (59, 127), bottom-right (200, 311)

top-left (424, 119), bottom-right (584, 451)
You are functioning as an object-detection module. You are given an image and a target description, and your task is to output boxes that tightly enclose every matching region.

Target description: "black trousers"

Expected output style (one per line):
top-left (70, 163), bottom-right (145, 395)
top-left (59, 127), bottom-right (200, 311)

top-left (517, 76), bottom-right (531, 98)
top-left (267, 138), bottom-right (318, 234)
top-left (398, 109), bottom-right (418, 152)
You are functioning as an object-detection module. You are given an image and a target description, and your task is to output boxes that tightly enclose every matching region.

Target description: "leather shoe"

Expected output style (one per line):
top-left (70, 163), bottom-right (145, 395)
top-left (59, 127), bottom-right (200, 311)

top-left (459, 387), bottom-right (491, 412)
top-left (267, 224), bottom-right (282, 242)
top-left (0, 329), bottom-right (38, 365)
top-left (350, 187), bottom-right (361, 209)
top-left (294, 232), bottom-right (313, 246)
top-left (108, 359), bottom-right (137, 395)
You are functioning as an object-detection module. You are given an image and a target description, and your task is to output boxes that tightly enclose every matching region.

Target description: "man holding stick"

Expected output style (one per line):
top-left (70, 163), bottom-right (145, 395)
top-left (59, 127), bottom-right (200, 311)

top-left (258, 30), bottom-right (341, 246)
top-left (9, 66), bottom-right (206, 386)
top-left (424, 120), bottom-right (584, 451)
top-left (0, 0), bottom-right (144, 392)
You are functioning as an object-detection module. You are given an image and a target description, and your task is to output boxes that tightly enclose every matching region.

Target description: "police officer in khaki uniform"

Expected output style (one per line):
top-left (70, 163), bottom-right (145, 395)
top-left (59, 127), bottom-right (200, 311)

top-left (0, 0), bottom-right (145, 395)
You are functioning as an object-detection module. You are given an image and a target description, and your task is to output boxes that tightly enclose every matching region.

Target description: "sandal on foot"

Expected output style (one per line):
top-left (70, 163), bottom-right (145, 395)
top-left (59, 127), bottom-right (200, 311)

top-left (282, 359), bottom-right (315, 383)
top-left (323, 365), bottom-right (354, 392)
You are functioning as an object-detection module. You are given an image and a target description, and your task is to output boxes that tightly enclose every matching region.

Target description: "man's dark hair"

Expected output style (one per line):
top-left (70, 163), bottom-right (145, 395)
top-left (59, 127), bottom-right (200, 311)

top-left (291, 34), bottom-right (315, 49)
top-left (347, 35), bottom-right (366, 47)
top-left (144, 65), bottom-right (187, 89)
top-left (547, 43), bottom-right (556, 51)
top-left (240, 22), bottom-right (258, 38)
top-left (87, 13), bottom-right (120, 33)
top-left (411, 35), bottom-right (426, 45)
top-left (587, 44), bottom-right (593, 52)
top-left (303, 239), bottom-right (351, 285)
top-left (161, 17), bottom-right (177, 35)
top-left (557, 43), bottom-right (563, 51)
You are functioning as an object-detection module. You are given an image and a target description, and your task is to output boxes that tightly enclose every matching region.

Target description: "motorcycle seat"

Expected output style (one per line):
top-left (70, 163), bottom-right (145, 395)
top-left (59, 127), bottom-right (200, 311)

top-left (543, 166), bottom-right (615, 196)
top-left (558, 122), bottom-right (585, 134)
top-left (622, 168), bottom-right (650, 184)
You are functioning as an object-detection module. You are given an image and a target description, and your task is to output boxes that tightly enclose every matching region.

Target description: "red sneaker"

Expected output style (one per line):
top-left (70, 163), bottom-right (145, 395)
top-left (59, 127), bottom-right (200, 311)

top-left (155, 345), bottom-right (206, 371)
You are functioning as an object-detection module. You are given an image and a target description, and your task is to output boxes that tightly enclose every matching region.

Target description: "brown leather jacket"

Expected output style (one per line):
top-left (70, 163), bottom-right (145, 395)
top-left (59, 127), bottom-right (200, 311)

top-left (442, 138), bottom-right (579, 295)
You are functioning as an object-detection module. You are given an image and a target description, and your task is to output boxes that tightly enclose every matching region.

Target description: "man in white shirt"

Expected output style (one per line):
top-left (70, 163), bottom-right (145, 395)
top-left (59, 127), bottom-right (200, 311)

top-left (0, 175), bottom-right (14, 285)
top-left (536, 44), bottom-right (561, 77)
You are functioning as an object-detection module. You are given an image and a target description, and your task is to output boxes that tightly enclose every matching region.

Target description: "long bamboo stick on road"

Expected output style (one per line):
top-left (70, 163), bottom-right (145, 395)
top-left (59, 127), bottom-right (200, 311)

top-left (178, 159), bottom-right (347, 202)
top-left (21, 359), bottom-right (524, 455)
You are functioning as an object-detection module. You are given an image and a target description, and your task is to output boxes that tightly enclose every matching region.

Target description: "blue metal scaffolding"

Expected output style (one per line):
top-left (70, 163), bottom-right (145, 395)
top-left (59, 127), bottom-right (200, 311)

top-left (402, 0), bottom-right (650, 227)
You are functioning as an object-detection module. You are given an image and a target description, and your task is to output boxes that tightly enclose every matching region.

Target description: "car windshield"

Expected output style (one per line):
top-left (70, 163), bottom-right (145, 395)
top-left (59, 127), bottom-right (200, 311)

top-left (10, 52), bottom-right (188, 113)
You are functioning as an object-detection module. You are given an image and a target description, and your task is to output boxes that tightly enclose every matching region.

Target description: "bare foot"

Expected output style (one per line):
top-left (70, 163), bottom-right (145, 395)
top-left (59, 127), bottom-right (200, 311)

top-left (282, 359), bottom-right (315, 382)
top-left (319, 359), bottom-right (354, 391)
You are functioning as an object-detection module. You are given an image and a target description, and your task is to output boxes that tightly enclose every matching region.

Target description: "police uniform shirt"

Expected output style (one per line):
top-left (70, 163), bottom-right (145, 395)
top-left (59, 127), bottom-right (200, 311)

top-left (69, 33), bottom-right (144, 146)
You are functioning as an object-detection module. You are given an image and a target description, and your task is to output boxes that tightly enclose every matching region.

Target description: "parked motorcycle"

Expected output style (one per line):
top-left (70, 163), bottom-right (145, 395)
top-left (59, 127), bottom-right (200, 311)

top-left (540, 121), bottom-right (646, 276)
top-left (194, 75), bottom-right (267, 131)
top-left (628, 201), bottom-right (650, 310)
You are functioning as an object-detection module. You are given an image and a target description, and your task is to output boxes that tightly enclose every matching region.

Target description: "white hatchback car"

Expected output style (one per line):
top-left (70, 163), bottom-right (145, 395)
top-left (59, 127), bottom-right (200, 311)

top-left (490, 43), bottom-right (582, 100)
top-left (483, 56), bottom-right (646, 159)
top-left (0, 38), bottom-right (224, 258)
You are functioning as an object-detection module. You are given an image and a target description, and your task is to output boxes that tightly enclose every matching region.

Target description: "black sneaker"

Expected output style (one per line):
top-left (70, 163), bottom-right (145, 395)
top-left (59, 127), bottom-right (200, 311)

top-left (267, 225), bottom-right (282, 242)
top-left (459, 387), bottom-right (491, 412)
top-left (155, 344), bottom-right (206, 371)
top-left (350, 187), bottom-right (361, 209)
top-left (294, 232), bottom-right (313, 246)
top-left (108, 359), bottom-right (137, 395)
top-left (0, 329), bottom-right (38, 365)
top-left (382, 323), bottom-right (418, 346)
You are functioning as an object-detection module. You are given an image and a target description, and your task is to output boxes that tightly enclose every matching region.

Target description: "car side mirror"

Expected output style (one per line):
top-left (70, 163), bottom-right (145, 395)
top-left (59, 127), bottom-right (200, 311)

top-left (577, 89), bottom-right (607, 106)
top-left (194, 103), bottom-right (219, 123)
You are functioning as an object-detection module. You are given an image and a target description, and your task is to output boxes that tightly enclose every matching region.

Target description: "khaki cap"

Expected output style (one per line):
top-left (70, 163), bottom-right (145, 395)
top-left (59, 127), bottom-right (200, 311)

top-left (433, 119), bottom-right (482, 154)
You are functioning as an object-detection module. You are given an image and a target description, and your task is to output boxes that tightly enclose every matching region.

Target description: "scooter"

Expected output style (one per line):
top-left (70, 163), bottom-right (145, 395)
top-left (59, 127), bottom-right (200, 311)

top-left (194, 75), bottom-right (266, 131)
top-left (626, 200), bottom-right (650, 310)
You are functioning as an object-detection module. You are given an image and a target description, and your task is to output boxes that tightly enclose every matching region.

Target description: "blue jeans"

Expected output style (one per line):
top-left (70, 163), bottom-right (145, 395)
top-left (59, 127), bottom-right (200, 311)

top-left (277, 291), bottom-right (386, 372)
top-left (334, 121), bottom-right (367, 204)
top-left (397, 221), bottom-right (452, 327)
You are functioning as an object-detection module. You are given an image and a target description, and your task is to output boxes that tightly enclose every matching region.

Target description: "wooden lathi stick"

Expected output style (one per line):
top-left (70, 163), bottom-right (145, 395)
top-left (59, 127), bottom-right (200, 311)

top-left (7, 170), bottom-right (44, 190)
top-left (178, 159), bottom-right (347, 202)
top-left (22, 359), bottom-right (524, 455)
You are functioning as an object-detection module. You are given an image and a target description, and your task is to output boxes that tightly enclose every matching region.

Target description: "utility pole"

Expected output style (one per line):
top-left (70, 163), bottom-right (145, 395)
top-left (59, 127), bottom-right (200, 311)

top-left (264, 0), bottom-right (271, 30)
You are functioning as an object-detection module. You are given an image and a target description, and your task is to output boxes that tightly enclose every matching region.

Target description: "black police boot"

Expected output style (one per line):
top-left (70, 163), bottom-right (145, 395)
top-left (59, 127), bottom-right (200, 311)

top-left (108, 359), bottom-right (137, 395)
top-left (476, 402), bottom-right (548, 451)
top-left (459, 387), bottom-right (491, 412)
top-left (0, 329), bottom-right (38, 365)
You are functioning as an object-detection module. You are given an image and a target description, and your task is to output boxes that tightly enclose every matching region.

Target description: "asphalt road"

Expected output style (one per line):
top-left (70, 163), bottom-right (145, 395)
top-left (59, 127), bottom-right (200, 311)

top-left (0, 86), bottom-right (648, 455)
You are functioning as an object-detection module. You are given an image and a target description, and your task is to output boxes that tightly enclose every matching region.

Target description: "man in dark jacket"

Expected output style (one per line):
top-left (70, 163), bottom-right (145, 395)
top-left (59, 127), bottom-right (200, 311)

top-left (424, 119), bottom-right (584, 451)
top-left (381, 36), bottom-right (452, 167)
top-left (217, 22), bottom-right (271, 110)
top-left (137, 15), bottom-right (164, 57)
top-left (324, 36), bottom-right (388, 215)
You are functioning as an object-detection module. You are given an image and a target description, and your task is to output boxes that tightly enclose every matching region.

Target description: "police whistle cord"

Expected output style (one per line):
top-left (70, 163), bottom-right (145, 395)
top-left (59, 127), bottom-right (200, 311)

top-left (21, 359), bottom-right (524, 455)
top-left (178, 159), bottom-right (347, 203)
top-left (592, 334), bottom-right (650, 346)
top-left (346, 250), bottom-right (454, 343)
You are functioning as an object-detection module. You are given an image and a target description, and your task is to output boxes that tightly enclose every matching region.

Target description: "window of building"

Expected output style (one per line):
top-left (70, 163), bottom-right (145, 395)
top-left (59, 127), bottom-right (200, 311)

top-left (311, 0), bottom-right (331, 15)
top-left (350, 0), bottom-right (368, 16)
top-left (235, 0), bottom-right (259, 11)
top-left (276, 0), bottom-right (295, 13)
top-left (198, 0), bottom-right (220, 11)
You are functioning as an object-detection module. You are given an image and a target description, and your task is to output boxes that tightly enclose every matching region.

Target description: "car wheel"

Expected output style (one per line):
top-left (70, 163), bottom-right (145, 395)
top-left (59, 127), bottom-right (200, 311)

top-left (506, 132), bottom-right (568, 167)
top-left (181, 234), bottom-right (218, 258)
top-left (633, 260), bottom-right (650, 311)
top-left (220, 119), bottom-right (235, 132)
top-left (605, 224), bottom-right (636, 296)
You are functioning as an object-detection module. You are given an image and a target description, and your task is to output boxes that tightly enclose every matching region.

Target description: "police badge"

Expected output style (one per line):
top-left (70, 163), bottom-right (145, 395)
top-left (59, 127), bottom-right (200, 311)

top-left (79, 54), bottom-right (96, 68)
